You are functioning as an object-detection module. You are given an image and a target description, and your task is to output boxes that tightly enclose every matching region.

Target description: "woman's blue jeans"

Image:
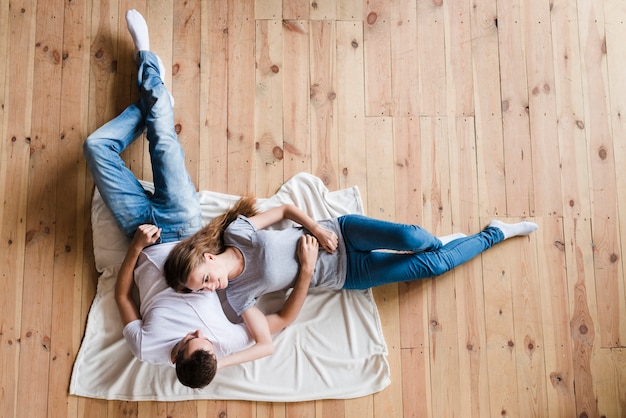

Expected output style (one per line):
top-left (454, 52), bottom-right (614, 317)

top-left (338, 215), bottom-right (504, 289)
top-left (83, 51), bottom-right (201, 243)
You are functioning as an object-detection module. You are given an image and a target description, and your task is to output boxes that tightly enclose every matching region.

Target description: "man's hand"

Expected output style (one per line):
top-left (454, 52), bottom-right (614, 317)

top-left (131, 224), bottom-right (162, 249)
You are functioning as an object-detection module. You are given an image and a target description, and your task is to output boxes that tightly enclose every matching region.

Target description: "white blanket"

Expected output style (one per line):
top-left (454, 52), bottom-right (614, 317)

top-left (70, 173), bottom-right (390, 402)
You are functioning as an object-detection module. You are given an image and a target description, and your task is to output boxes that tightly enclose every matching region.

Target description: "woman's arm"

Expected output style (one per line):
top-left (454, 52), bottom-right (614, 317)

top-left (216, 235), bottom-right (318, 368)
top-left (217, 305), bottom-right (274, 369)
top-left (114, 224), bottom-right (161, 325)
top-left (248, 204), bottom-right (338, 253)
top-left (265, 234), bottom-right (317, 333)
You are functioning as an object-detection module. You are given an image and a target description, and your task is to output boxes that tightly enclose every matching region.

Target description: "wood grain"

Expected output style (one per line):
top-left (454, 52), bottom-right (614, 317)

top-left (2, 1), bottom-right (625, 417)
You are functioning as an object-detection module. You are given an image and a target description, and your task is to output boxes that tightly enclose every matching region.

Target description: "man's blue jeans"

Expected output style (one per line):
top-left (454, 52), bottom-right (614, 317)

top-left (83, 51), bottom-right (201, 243)
top-left (338, 215), bottom-right (504, 289)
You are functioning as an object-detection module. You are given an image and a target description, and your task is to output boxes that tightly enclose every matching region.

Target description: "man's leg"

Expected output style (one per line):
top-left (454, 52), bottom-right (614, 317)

top-left (83, 102), bottom-right (151, 237)
top-left (128, 10), bottom-right (201, 241)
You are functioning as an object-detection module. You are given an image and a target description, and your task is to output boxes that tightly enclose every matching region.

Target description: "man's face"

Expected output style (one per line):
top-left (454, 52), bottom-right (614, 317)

top-left (173, 329), bottom-right (215, 362)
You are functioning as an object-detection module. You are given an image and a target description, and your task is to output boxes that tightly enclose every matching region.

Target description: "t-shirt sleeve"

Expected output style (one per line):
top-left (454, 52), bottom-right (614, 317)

top-left (122, 319), bottom-right (143, 360)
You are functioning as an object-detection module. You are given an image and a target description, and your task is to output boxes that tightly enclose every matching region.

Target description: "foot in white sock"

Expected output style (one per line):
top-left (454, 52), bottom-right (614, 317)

top-left (439, 232), bottom-right (467, 246)
top-left (489, 220), bottom-right (538, 240)
top-left (126, 9), bottom-right (150, 57)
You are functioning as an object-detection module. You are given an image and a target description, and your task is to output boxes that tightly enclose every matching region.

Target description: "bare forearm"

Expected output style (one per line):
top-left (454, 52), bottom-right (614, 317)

top-left (267, 271), bottom-right (311, 334)
top-left (217, 341), bottom-right (274, 369)
top-left (115, 244), bottom-right (142, 324)
top-left (283, 204), bottom-right (322, 234)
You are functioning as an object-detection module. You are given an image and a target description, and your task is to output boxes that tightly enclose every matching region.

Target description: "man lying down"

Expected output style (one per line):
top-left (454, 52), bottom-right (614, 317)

top-left (83, 9), bottom-right (308, 390)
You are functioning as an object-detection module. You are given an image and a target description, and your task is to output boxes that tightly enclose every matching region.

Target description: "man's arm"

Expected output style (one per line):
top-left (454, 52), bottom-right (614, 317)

top-left (115, 224), bottom-right (161, 325)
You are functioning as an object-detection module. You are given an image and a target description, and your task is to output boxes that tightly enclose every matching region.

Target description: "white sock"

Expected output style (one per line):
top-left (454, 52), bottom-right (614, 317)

top-left (438, 232), bottom-right (467, 246)
top-left (126, 10), bottom-right (174, 107)
top-left (126, 9), bottom-right (150, 56)
top-left (489, 220), bottom-right (538, 240)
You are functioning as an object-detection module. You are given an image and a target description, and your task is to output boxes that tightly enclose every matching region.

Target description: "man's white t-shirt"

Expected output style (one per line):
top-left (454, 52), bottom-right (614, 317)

top-left (122, 242), bottom-right (251, 366)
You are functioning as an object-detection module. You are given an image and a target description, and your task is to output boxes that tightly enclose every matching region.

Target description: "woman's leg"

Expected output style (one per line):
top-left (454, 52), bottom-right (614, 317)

top-left (342, 220), bottom-right (538, 289)
top-left (338, 214), bottom-right (443, 253)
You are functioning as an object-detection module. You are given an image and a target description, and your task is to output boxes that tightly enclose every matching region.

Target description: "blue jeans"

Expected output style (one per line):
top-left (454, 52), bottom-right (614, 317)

top-left (338, 215), bottom-right (504, 289)
top-left (83, 51), bottom-right (201, 243)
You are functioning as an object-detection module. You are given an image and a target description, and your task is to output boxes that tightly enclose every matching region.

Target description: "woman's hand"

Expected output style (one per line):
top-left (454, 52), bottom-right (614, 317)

top-left (311, 225), bottom-right (338, 254)
top-left (130, 224), bottom-right (161, 249)
top-left (297, 234), bottom-right (319, 277)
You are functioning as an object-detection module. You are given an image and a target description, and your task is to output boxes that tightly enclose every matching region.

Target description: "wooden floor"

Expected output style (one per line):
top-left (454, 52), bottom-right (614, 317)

top-left (1, 0), bottom-right (625, 417)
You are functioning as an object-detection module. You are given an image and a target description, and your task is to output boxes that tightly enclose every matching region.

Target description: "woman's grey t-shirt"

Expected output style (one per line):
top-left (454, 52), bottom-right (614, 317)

top-left (223, 215), bottom-right (347, 316)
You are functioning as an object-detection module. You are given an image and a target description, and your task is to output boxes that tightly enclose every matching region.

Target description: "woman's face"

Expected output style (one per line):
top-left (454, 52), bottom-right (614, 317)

top-left (185, 253), bottom-right (229, 292)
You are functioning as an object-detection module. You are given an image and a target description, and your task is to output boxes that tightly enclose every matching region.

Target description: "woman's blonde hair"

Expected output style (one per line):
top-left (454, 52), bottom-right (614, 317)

top-left (164, 195), bottom-right (258, 292)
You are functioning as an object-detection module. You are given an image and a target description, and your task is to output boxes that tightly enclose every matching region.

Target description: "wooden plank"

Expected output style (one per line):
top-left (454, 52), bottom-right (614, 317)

top-left (394, 116), bottom-right (431, 418)
top-left (449, 117), bottom-right (491, 418)
top-left (226, 400), bottom-right (254, 418)
top-left (535, 217), bottom-right (576, 416)
top-left (603, 0), bottom-right (626, 345)
top-left (286, 400), bottom-right (315, 418)
top-left (227, 0), bottom-right (255, 195)
top-left (0, 1), bottom-right (36, 417)
top-left (172, 0), bottom-right (200, 187)
top-left (336, 0), bottom-right (362, 21)
top-left (578, 0), bottom-right (624, 348)
top-left (344, 396), bottom-right (373, 418)
top-left (469, 0), bottom-right (506, 217)
top-left (393, 117), bottom-right (421, 225)
top-left (417, 0), bottom-right (445, 116)
top-left (47, 0), bottom-right (91, 417)
top-left (443, 0), bottom-right (473, 117)
top-left (309, 20), bottom-right (338, 189)
top-left (255, 19), bottom-right (284, 196)
top-left (419, 117), bottom-right (460, 418)
top-left (550, 0), bottom-right (591, 220)
top-left (523, 0), bottom-right (562, 218)
top-left (419, 117), bottom-right (451, 235)
top-left (363, 0), bottom-right (391, 116)
top-left (167, 401), bottom-right (196, 418)
top-left (316, 399), bottom-right (345, 418)
top-left (17, 1), bottom-right (66, 417)
top-left (257, 401), bottom-right (285, 418)
top-left (393, 115), bottom-right (431, 418)
top-left (282, 0), bottom-right (309, 20)
top-left (390, 0), bottom-right (418, 116)
top-left (282, 20), bottom-right (311, 179)
top-left (309, 0), bottom-right (335, 21)
top-left (200, 0), bottom-right (229, 192)
top-left (335, 21), bottom-right (366, 196)
top-left (138, 401), bottom-right (167, 418)
top-left (482, 223), bottom-right (520, 418)
top-left (496, 0), bottom-right (533, 217)
top-left (83, 3), bottom-right (121, 418)
top-left (196, 400), bottom-right (227, 418)
top-left (563, 217), bottom-right (601, 418)
top-left (510, 226), bottom-right (548, 417)
top-left (255, 0), bottom-right (281, 20)
top-left (365, 117), bottom-right (402, 418)
top-left (592, 348), bottom-right (622, 418)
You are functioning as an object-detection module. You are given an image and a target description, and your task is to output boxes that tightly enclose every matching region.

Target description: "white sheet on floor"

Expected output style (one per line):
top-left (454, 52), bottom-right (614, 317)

top-left (70, 172), bottom-right (390, 402)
